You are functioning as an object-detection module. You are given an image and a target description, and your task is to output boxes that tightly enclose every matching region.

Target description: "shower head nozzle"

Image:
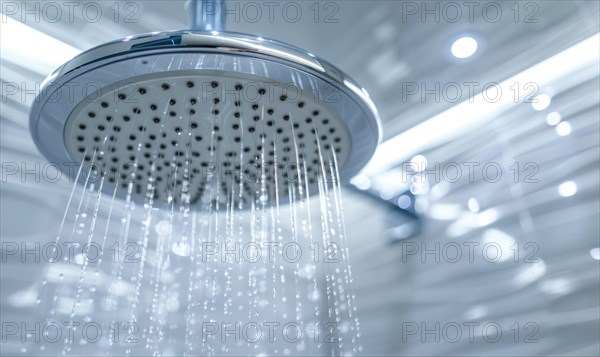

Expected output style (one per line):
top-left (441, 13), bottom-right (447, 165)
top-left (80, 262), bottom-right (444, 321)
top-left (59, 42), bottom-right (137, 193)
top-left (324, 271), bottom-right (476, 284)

top-left (29, 31), bottom-right (380, 208)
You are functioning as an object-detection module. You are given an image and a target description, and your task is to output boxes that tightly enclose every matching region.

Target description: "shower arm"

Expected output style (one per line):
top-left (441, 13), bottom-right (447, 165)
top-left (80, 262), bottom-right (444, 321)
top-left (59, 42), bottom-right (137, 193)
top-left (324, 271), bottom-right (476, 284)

top-left (185, 0), bottom-right (224, 32)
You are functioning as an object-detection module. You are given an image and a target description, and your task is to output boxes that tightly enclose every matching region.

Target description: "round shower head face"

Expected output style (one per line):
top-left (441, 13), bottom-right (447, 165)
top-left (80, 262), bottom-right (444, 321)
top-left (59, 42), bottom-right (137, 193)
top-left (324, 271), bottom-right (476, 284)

top-left (64, 72), bottom-right (351, 205)
top-left (30, 31), bottom-right (380, 208)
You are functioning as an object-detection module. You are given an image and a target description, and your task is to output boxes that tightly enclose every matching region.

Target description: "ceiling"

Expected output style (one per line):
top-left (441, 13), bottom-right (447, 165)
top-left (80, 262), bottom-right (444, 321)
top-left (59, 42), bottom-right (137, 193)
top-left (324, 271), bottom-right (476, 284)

top-left (1, 1), bottom-right (599, 356)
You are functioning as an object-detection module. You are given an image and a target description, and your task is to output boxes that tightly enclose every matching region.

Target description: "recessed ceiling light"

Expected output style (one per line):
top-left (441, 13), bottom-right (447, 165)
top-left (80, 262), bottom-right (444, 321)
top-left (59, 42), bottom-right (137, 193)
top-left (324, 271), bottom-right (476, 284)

top-left (546, 111), bottom-right (562, 126)
top-left (409, 154), bottom-right (428, 172)
top-left (558, 181), bottom-right (577, 197)
top-left (532, 93), bottom-right (551, 111)
top-left (451, 36), bottom-right (478, 59)
top-left (555, 121), bottom-right (572, 136)
top-left (397, 195), bottom-right (412, 209)
top-left (467, 198), bottom-right (480, 213)
top-left (350, 174), bottom-right (371, 191)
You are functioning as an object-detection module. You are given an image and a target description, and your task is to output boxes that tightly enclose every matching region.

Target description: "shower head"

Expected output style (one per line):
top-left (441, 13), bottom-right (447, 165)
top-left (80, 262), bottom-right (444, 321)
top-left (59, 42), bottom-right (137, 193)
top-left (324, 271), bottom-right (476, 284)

top-left (29, 30), bottom-right (380, 208)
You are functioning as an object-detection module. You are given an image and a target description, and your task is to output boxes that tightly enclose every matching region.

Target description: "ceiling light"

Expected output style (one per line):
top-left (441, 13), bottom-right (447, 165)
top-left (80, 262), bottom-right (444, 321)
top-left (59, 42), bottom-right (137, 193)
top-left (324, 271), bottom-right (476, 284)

top-left (428, 203), bottom-right (461, 220)
top-left (0, 15), bottom-right (80, 74)
top-left (350, 174), bottom-right (371, 191)
top-left (539, 277), bottom-right (573, 296)
top-left (451, 36), bottom-right (478, 59)
top-left (513, 260), bottom-right (546, 287)
top-left (397, 195), bottom-right (412, 209)
top-left (546, 112), bottom-right (562, 126)
top-left (410, 181), bottom-right (429, 195)
top-left (555, 121), bottom-right (572, 136)
top-left (558, 181), bottom-right (577, 197)
top-left (445, 208), bottom-right (498, 237)
top-left (467, 198), bottom-right (480, 213)
top-left (464, 305), bottom-right (488, 320)
top-left (590, 248), bottom-right (600, 260)
top-left (477, 209), bottom-right (498, 226)
top-left (532, 93), bottom-right (552, 111)
top-left (409, 154), bottom-right (427, 172)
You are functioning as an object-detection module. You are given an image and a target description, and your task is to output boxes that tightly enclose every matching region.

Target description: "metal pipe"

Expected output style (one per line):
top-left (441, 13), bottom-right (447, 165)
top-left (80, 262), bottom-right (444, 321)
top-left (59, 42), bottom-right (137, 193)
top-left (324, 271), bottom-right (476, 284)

top-left (185, 0), bottom-right (224, 32)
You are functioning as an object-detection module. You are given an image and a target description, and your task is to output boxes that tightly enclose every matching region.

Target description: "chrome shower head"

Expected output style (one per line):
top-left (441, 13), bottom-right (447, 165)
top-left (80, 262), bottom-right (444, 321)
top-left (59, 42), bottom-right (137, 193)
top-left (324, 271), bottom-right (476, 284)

top-left (29, 28), bottom-right (380, 208)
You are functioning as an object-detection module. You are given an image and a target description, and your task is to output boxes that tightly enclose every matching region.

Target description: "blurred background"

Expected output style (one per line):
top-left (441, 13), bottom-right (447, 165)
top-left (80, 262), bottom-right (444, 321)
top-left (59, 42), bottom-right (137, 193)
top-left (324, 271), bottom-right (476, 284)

top-left (1, 0), bottom-right (599, 356)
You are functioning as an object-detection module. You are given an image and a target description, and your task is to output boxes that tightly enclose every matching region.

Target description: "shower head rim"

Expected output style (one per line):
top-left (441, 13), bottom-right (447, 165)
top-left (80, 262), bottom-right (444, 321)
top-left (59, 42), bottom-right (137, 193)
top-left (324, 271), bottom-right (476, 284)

top-left (49, 30), bottom-right (358, 87)
top-left (33, 30), bottom-right (380, 137)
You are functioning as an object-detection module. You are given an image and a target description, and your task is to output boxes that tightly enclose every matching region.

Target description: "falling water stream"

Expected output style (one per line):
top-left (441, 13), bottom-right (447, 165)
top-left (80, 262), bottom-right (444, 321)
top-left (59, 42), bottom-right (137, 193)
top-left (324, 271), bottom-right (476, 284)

top-left (35, 78), bottom-right (362, 357)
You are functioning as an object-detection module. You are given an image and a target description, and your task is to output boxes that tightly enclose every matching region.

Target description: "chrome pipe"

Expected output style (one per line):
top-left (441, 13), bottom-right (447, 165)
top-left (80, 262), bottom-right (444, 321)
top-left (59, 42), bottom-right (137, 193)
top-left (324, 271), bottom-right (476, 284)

top-left (185, 0), bottom-right (224, 32)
